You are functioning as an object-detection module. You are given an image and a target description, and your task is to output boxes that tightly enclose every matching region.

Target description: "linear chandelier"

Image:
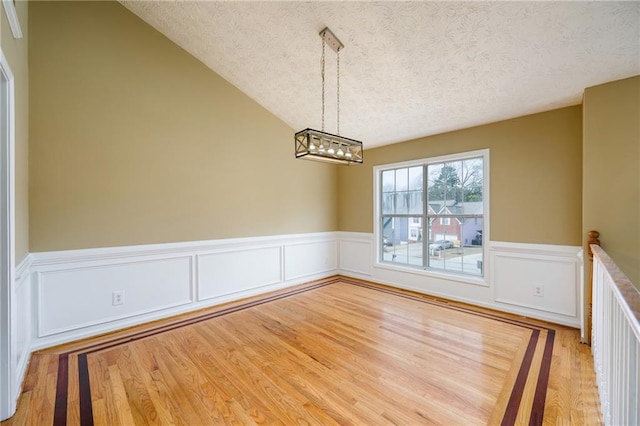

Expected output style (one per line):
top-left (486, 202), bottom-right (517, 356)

top-left (295, 27), bottom-right (363, 165)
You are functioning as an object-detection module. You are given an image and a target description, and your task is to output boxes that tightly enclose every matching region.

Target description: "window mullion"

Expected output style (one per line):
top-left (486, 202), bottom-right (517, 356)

top-left (423, 164), bottom-right (428, 269)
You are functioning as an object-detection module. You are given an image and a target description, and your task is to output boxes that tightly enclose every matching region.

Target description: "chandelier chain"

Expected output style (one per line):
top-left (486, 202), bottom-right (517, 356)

top-left (337, 49), bottom-right (340, 136)
top-left (321, 38), bottom-right (325, 132)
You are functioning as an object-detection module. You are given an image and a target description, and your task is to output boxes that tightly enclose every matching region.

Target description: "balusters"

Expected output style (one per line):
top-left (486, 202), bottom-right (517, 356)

top-left (589, 232), bottom-right (640, 425)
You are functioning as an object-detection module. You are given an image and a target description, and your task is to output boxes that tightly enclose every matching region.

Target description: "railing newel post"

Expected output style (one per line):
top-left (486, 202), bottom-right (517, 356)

top-left (586, 230), bottom-right (600, 346)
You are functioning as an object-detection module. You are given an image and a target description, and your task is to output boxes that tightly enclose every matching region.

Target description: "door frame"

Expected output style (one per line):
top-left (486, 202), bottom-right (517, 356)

top-left (0, 47), bottom-right (17, 421)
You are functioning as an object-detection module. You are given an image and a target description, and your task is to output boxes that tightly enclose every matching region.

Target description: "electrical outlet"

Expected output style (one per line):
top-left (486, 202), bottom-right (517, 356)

top-left (112, 291), bottom-right (125, 306)
top-left (533, 285), bottom-right (544, 297)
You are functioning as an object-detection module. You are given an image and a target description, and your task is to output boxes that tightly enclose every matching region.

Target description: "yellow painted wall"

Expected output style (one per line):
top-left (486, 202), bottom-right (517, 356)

top-left (583, 75), bottom-right (640, 287)
top-left (1, 0), bottom-right (28, 265)
top-left (29, 1), bottom-right (337, 251)
top-left (338, 106), bottom-right (583, 246)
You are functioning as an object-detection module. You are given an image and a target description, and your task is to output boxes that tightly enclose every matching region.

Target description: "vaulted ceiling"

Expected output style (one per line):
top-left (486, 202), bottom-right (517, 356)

top-left (121, 1), bottom-right (640, 148)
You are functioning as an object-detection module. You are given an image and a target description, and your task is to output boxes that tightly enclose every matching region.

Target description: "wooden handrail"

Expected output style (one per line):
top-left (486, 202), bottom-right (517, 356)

top-left (585, 230), bottom-right (600, 345)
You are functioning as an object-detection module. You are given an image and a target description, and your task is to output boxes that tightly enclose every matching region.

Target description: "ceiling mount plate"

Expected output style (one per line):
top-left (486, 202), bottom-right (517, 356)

top-left (320, 27), bottom-right (343, 53)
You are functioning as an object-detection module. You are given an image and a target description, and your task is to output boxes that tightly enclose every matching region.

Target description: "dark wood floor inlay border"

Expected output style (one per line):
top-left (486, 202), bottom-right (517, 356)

top-left (501, 330), bottom-right (540, 426)
top-left (77, 354), bottom-right (94, 426)
top-left (52, 277), bottom-right (555, 425)
top-left (53, 353), bottom-right (68, 426)
top-left (529, 329), bottom-right (556, 426)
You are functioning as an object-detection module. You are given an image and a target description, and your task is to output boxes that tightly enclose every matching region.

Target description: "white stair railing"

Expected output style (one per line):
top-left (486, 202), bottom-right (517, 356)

top-left (591, 244), bottom-right (640, 425)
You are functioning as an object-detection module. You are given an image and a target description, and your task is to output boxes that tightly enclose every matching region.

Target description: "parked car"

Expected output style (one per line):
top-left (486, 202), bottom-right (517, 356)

top-left (383, 236), bottom-right (393, 247)
top-left (429, 240), bottom-right (454, 251)
top-left (472, 230), bottom-right (483, 246)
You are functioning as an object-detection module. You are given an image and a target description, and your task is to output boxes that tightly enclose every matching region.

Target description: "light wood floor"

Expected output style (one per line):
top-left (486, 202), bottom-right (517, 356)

top-left (3, 276), bottom-right (602, 425)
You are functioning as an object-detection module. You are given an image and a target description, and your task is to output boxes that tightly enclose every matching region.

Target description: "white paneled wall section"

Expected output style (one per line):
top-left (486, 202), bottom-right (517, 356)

top-left (8, 230), bottom-right (583, 414)
top-left (29, 232), bottom-right (338, 350)
top-left (338, 232), bottom-right (583, 327)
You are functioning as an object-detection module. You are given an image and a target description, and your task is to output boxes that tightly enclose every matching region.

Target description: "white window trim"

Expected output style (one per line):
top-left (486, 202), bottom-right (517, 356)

top-left (373, 149), bottom-right (490, 286)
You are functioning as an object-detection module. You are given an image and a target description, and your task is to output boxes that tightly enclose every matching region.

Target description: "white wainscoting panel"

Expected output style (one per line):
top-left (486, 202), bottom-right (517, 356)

top-left (339, 233), bottom-right (372, 276)
top-left (492, 252), bottom-right (577, 317)
top-left (198, 246), bottom-right (282, 301)
top-left (284, 240), bottom-right (338, 281)
top-left (489, 242), bottom-right (582, 324)
top-left (38, 256), bottom-right (193, 337)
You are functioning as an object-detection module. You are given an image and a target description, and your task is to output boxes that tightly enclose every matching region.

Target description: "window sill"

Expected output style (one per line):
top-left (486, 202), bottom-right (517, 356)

top-left (373, 261), bottom-right (489, 287)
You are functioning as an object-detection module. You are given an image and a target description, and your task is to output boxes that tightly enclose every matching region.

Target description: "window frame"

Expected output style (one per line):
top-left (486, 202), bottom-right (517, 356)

top-left (373, 149), bottom-right (490, 286)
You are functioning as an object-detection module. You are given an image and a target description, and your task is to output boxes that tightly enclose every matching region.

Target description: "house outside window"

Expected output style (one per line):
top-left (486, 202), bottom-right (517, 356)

top-left (376, 149), bottom-right (488, 280)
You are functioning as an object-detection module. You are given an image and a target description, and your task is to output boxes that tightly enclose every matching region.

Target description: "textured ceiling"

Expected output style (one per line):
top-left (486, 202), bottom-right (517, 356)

top-left (120, 1), bottom-right (640, 148)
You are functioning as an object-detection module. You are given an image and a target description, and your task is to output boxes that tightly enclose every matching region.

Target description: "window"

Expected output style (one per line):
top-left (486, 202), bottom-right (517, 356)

top-left (376, 150), bottom-right (488, 279)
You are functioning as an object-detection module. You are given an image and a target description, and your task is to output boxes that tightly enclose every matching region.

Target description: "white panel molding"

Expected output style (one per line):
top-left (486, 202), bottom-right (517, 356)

top-left (491, 251), bottom-right (580, 317)
top-left (197, 245), bottom-right (283, 301)
top-left (36, 256), bottom-right (194, 338)
top-left (338, 232), bottom-right (373, 276)
top-left (284, 239), bottom-right (338, 281)
top-left (27, 232), bottom-right (339, 350)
